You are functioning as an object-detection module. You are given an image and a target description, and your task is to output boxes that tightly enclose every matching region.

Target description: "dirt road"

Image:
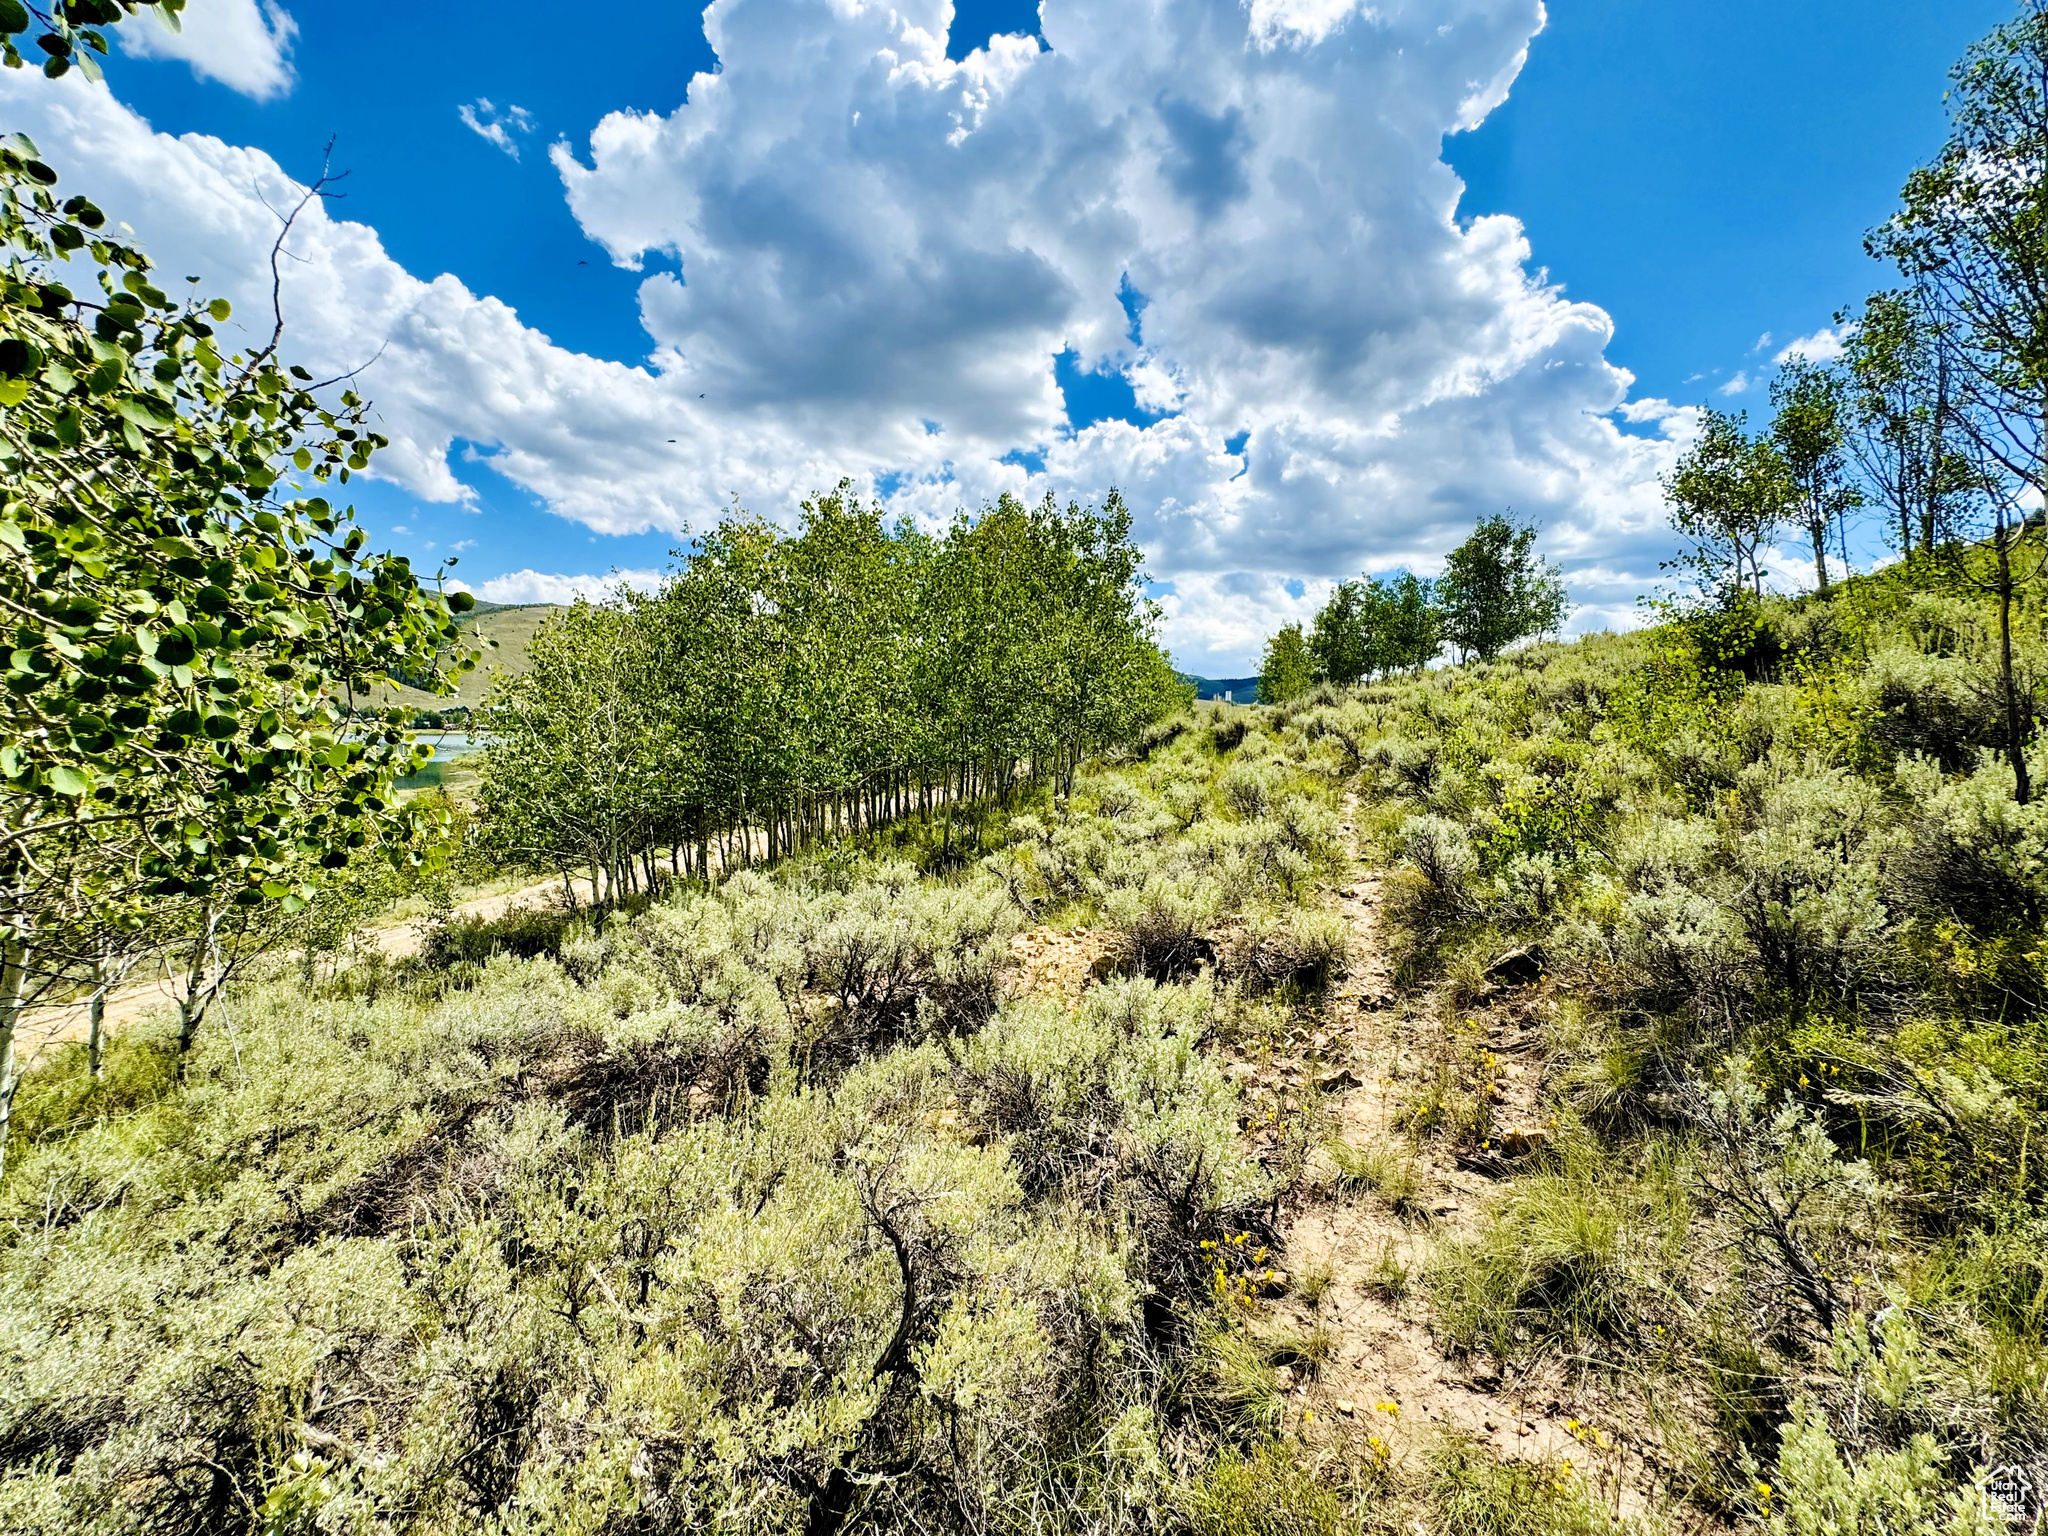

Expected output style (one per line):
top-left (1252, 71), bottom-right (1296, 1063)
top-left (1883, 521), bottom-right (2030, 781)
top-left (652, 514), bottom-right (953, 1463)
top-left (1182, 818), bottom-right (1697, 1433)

top-left (15, 872), bottom-right (593, 1053)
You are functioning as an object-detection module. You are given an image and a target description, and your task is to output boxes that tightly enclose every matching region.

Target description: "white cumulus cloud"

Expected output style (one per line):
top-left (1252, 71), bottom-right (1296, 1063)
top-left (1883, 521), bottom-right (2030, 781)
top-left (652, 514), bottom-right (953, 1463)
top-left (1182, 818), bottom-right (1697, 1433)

top-left (458, 98), bottom-right (536, 159)
top-left (457, 569), bottom-right (668, 606)
top-left (0, 70), bottom-right (738, 528)
top-left (20, 0), bottom-right (1700, 672)
top-left (551, 0), bottom-right (1682, 666)
top-left (119, 0), bottom-right (296, 102)
top-left (1774, 325), bottom-right (1852, 365)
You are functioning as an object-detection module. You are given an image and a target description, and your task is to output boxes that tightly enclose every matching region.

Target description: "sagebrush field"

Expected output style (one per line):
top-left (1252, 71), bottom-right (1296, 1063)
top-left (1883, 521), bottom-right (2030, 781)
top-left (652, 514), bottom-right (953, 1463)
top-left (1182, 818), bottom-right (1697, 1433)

top-left (7, 554), bottom-right (2046, 1534)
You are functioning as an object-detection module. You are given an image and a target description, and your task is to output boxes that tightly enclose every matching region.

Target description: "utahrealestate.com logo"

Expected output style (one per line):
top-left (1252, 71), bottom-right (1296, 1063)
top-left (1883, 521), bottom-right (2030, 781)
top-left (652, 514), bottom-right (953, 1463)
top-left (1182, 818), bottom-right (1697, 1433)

top-left (1984, 1462), bottom-right (2046, 1530)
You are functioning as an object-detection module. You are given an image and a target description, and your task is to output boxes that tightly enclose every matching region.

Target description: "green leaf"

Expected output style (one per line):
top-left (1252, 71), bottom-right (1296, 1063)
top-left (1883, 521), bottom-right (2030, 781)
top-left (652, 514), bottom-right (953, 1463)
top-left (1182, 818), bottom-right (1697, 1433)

top-left (207, 297), bottom-right (231, 322)
top-left (115, 395), bottom-right (173, 431)
top-left (0, 379), bottom-right (27, 408)
top-left (0, 4), bottom-right (22, 36)
top-left (47, 764), bottom-right (87, 797)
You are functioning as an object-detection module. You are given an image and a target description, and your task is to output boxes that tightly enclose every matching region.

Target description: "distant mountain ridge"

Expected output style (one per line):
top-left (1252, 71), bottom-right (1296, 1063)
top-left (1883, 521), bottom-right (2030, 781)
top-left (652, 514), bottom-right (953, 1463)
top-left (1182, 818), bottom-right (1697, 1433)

top-left (1178, 674), bottom-right (1259, 703)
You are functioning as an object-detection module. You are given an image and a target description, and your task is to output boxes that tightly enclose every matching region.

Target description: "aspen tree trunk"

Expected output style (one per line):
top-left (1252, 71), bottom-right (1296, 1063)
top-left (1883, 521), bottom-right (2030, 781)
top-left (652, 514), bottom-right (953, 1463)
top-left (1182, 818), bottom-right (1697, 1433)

top-left (175, 905), bottom-right (221, 1063)
top-left (1922, 356), bottom-right (1950, 557)
top-left (1998, 522), bottom-right (2032, 805)
top-left (1808, 515), bottom-right (1831, 595)
top-left (0, 936), bottom-right (29, 1181)
top-left (88, 967), bottom-right (107, 1082)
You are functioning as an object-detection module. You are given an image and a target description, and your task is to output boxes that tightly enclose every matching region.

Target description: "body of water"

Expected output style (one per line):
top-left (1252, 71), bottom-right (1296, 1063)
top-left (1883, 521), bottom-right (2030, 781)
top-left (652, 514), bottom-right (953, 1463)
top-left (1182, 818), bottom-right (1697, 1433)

top-left (412, 732), bottom-right (483, 761)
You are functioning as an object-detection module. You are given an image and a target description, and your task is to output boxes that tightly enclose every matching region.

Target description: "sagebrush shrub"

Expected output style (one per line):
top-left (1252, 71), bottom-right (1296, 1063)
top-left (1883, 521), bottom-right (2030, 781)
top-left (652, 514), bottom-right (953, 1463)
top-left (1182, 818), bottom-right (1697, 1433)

top-left (1219, 760), bottom-right (1280, 821)
top-left (1219, 908), bottom-right (1349, 991)
top-left (1104, 873), bottom-right (1224, 980)
top-left (1861, 645), bottom-right (2009, 773)
top-left (1753, 1403), bottom-right (2007, 1536)
top-left (0, 894), bottom-right (1273, 1535)
top-left (1888, 757), bottom-right (2048, 935)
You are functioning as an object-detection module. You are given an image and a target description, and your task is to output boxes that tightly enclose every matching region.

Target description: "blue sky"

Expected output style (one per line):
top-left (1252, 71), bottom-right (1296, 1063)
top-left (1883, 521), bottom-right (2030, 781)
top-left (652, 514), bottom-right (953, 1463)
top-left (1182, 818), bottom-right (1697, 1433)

top-left (6, 0), bottom-right (2019, 670)
top-left (1447, 0), bottom-right (2010, 405)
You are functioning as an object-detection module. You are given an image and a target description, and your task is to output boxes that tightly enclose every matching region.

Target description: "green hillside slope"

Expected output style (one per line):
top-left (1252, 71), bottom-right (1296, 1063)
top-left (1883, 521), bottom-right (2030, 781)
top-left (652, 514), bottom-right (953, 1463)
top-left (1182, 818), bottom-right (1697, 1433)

top-left (381, 600), bottom-right (560, 710)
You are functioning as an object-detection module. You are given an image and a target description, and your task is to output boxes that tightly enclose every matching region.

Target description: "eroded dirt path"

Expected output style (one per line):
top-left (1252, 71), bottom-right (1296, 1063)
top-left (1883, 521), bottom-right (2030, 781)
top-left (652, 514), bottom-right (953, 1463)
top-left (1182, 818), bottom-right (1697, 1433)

top-left (16, 873), bottom-right (598, 1051)
top-left (1261, 796), bottom-right (1667, 1519)
top-left (1007, 923), bottom-right (1110, 1006)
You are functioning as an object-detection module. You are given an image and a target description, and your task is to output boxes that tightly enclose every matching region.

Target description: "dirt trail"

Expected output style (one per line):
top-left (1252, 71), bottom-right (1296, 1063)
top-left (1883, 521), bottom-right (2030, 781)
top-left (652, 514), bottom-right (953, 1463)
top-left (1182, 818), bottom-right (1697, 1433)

top-left (20, 800), bottom-right (960, 1055)
top-left (1007, 923), bottom-right (1110, 1005)
top-left (15, 873), bottom-right (595, 1052)
top-left (1258, 797), bottom-right (1666, 1517)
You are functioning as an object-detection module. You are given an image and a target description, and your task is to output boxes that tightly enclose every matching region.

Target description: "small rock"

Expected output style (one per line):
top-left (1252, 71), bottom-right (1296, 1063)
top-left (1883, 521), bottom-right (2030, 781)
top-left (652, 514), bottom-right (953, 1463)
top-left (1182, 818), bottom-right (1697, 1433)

top-left (1484, 1420), bottom-right (1498, 1433)
top-left (1337, 1399), bottom-right (1357, 1417)
top-left (1497, 1127), bottom-right (1552, 1158)
top-left (1317, 1066), bottom-right (1361, 1092)
top-left (1485, 945), bottom-right (1546, 988)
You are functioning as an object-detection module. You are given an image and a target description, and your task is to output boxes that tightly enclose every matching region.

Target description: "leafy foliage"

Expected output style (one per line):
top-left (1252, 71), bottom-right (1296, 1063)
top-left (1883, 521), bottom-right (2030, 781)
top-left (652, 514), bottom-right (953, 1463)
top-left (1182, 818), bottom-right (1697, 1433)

top-left (1307, 572), bottom-right (1441, 685)
top-left (0, 0), bottom-right (182, 85)
top-left (1663, 410), bottom-right (1792, 606)
top-left (1769, 358), bottom-right (1860, 595)
top-left (0, 144), bottom-right (471, 915)
top-left (0, 146), bottom-right (472, 1168)
top-left (1435, 512), bottom-right (1569, 663)
top-left (1258, 622), bottom-right (1315, 706)
top-left (478, 487), bottom-right (1188, 895)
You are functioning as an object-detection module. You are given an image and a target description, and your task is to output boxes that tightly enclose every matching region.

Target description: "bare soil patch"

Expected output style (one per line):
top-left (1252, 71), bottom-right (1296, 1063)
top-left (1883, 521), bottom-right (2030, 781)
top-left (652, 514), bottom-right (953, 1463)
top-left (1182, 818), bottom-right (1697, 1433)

top-left (1006, 924), bottom-right (1110, 1006)
top-left (1253, 800), bottom-right (1677, 1521)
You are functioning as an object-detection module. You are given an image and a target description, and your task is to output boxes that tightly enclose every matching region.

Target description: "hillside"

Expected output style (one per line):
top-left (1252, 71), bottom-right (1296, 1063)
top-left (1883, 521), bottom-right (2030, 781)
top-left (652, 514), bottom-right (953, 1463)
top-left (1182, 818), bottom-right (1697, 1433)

top-left (380, 600), bottom-right (560, 710)
top-left (12, 562), bottom-right (2048, 1534)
